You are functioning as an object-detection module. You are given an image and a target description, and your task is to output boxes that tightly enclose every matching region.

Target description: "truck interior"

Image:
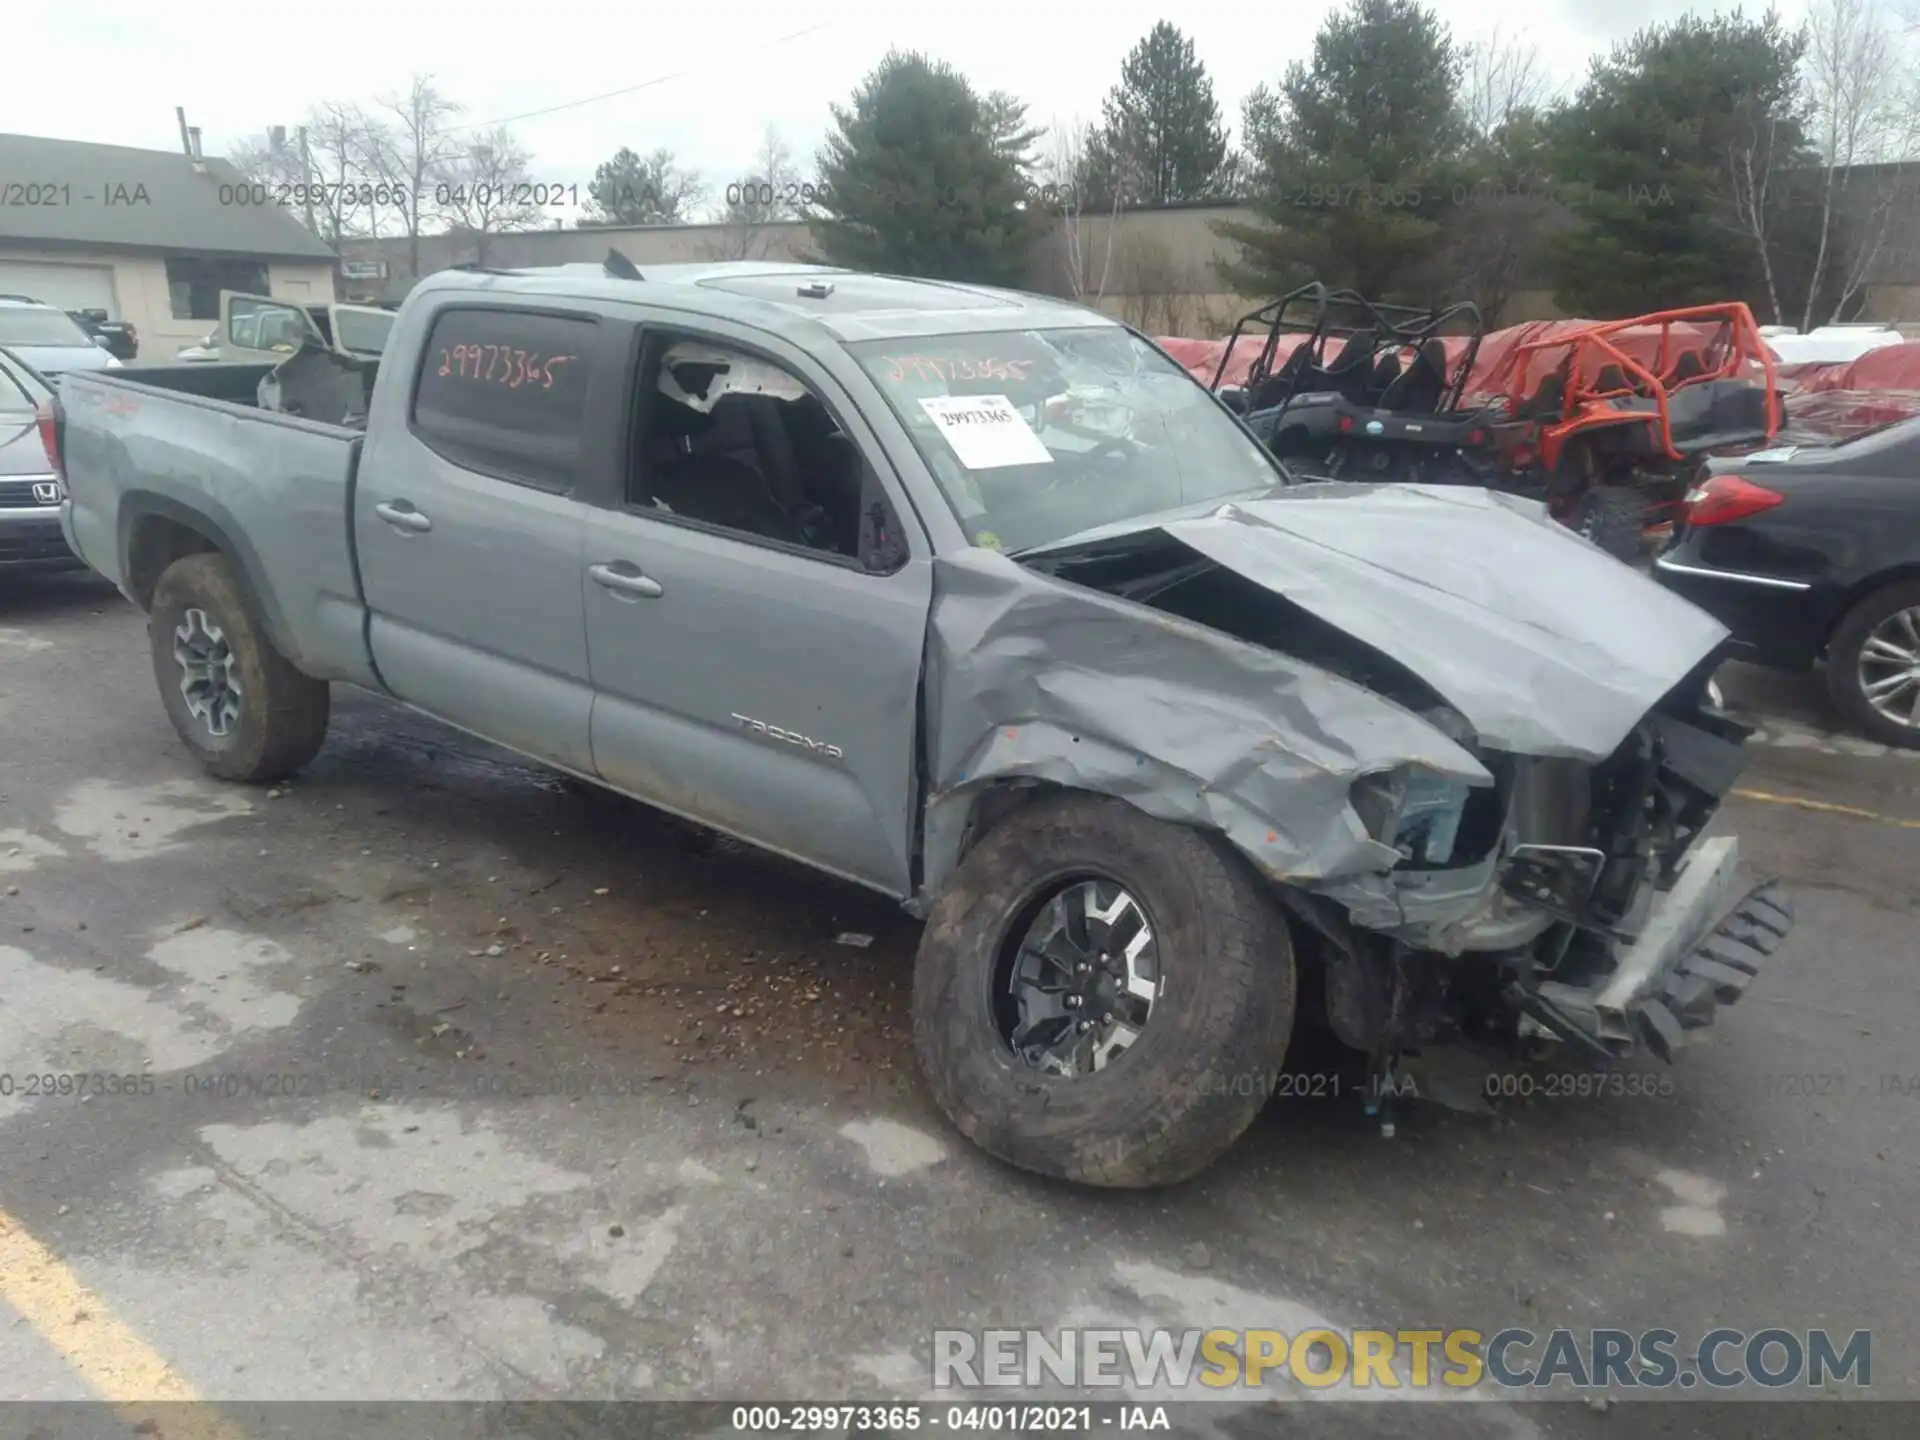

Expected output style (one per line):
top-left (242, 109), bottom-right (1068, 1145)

top-left (628, 332), bottom-right (905, 571)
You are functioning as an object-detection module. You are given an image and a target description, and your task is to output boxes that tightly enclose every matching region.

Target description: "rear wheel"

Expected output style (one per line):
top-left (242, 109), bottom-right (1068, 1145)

top-left (1571, 485), bottom-right (1647, 562)
top-left (912, 794), bottom-right (1296, 1188)
top-left (148, 553), bottom-right (331, 782)
top-left (1826, 579), bottom-right (1920, 749)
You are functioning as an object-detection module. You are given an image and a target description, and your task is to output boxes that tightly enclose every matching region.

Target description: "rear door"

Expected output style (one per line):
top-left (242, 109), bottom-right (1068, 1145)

top-left (576, 317), bottom-right (933, 896)
top-left (351, 296), bottom-right (625, 775)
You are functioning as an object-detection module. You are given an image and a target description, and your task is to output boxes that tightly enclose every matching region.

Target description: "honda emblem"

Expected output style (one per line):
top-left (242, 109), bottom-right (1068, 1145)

top-left (32, 481), bottom-right (61, 505)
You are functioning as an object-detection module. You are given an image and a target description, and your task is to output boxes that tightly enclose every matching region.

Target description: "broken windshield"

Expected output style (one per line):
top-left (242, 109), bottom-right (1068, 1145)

top-left (847, 326), bottom-right (1286, 553)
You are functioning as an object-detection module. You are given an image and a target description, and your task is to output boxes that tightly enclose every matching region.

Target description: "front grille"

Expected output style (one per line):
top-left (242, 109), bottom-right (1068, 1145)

top-left (0, 523), bottom-right (74, 563)
top-left (0, 477), bottom-right (59, 508)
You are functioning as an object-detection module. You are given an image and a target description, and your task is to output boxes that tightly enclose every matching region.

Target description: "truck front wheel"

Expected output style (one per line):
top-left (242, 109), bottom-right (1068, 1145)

top-left (148, 553), bottom-right (331, 783)
top-left (912, 795), bottom-right (1295, 1188)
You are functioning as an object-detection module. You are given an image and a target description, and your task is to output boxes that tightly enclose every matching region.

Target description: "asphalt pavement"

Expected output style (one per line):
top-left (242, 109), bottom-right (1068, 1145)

top-left (1, 570), bottom-right (1916, 1439)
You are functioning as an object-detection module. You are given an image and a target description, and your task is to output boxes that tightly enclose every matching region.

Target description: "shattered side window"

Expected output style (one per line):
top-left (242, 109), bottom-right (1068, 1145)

top-left (848, 326), bottom-right (1285, 554)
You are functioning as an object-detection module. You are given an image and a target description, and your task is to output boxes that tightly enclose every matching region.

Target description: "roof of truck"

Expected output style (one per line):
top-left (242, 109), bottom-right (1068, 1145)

top-left (410, 261), bottom-right (1116, 344)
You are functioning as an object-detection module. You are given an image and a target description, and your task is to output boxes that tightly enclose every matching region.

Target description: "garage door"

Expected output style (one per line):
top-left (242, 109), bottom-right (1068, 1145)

top-left (0, 261), bottom-right (119, 315)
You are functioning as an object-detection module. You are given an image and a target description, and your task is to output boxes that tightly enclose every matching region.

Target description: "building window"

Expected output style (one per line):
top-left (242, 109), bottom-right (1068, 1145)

top-left (166, 258), bottom-right (271, 320)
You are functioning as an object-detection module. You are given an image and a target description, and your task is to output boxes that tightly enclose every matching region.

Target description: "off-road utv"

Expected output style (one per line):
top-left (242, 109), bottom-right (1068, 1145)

top-left (1214, 284), bottom-right (1494, 489)
top-left (1213, 289), bottom-right (1785, 562)
top-left (1471, 305), bottom-right (1786, 559)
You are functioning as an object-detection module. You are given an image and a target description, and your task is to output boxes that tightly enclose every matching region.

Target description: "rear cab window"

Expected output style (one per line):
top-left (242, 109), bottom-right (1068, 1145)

top-left (411, 306), bottom-right (598, 491)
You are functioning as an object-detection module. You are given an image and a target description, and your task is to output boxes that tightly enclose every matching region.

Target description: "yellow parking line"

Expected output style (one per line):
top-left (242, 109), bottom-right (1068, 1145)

top-left (1733, 787), bottom-right (1920, 829)
top-left (0, 1207), bottom-right (245, 1439)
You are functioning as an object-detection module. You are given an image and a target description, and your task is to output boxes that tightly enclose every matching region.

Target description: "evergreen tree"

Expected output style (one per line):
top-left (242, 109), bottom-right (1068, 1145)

top-left (1216, 0), bottom-right (1468, 300)
top-left (1543, 12), bottom-right (1816, 317)
top-left (810, 51), bottom-right (1048, 286)
top-left (1083, 22), bottom-right (1231, 205)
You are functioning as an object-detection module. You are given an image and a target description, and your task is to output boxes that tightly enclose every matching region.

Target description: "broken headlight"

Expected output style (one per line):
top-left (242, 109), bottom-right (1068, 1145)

top-left (1351, 765), bottom-right (1475, 867)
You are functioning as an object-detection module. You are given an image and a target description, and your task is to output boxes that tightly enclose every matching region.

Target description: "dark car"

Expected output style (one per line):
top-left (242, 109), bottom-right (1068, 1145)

top-left (69, 308), bottom-right (138, 361)
top-left (0, 347), bottom-right (79, 572)
top-left (1653, 418), bottom-right (1920, 747)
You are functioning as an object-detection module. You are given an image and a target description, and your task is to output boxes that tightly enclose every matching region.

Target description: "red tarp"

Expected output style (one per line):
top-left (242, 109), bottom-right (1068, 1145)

top-left (1785, 342), bottom-right (1920, 395)
top-left (1778, 387), bottom-right (1920, 442)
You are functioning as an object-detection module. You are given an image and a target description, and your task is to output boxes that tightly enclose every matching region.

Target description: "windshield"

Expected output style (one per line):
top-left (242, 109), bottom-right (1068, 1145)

top-left (847, 326), bottom-right (1286, 553)
top-left (0, 307), bottom-right (92, 348)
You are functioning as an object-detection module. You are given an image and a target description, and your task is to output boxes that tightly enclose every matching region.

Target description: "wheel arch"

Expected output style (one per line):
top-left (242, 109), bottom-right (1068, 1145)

top-left (1822, 562), bottom-right (1920, 653)
top-left (119, 492), bottom-right (298, 659)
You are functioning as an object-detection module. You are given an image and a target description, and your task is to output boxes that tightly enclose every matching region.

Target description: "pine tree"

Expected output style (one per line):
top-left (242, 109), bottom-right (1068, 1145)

top-left (810, 51), bottom-right (1048, 286)
top-left (1216, 0), bottom-right (1468, 300)
top-left (1543, 13), bottom-right (1817, 317)
top-left (1084, 22), bottom-right (1230, 206)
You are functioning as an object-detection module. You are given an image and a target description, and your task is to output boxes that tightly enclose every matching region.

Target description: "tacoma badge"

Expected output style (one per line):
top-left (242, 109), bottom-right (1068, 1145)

top-left (730, 713), bottom-right (844, 760)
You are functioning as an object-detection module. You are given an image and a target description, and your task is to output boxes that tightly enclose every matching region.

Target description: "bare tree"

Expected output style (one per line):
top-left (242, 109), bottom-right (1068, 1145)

top-left (225, 129), bottom-right (307, 194)
top-left (1041, 118), bottom-right (1125, 307)
top-left (703, 126), bottom-right (802, 260)
top-left (439, 127), bottom-right (544, 266)
top-left (226, 103), bottom-right (378, 248)
top-left (1461, 27), bottom-right (1556, 140)
top-left (1727, 112), bottom-right (1790, 324)
top-left (306, 103), bottom-right (380, 245)
top-left (1114, 234), bottom-right (1186, 336)
top-left (364, 75), bottom-right (463, 276)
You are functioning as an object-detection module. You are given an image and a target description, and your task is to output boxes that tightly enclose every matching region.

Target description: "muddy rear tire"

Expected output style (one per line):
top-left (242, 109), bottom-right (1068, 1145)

top-left (1571, 485), bottom-right (1647, 562)
top-left (148, 552), bottom-right (330, 783)
top-left (911, 794), bottom-right (1296, 1189)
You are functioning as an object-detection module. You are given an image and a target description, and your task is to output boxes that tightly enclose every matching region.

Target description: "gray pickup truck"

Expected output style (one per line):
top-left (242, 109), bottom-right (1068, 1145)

top-left (52, 258), bottom-right (1791, 1188)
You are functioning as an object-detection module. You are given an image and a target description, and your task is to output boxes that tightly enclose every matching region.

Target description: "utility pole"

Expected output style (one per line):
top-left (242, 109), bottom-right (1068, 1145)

top-left (298, 125), bottom-right (317, 235)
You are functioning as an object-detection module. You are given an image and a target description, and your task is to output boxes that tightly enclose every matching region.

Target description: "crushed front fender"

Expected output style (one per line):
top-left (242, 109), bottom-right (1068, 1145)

top-left (918, 547), bottom-right (1492, 900)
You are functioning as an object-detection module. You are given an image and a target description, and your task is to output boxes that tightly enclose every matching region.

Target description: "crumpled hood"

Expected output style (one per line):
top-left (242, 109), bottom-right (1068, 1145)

top-left (1034, 483), bottom-right (1730, 761)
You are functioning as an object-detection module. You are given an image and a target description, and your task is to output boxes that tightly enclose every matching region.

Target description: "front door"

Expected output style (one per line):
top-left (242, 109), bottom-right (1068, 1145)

top-left (215, 291), bottom-right (322, 362)
top-left (353, 299), bottom-right (622, 774)
top-left (582, 324), bottom-right (932, 895)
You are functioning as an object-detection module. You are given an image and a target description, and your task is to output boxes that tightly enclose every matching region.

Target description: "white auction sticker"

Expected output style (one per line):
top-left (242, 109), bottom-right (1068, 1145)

top-left (917, 394), bottom-right (1054, 469)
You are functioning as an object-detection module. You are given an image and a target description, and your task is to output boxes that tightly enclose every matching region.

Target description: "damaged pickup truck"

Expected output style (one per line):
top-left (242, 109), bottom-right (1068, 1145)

top-left (49, 259), bottom-right (1792, 1187)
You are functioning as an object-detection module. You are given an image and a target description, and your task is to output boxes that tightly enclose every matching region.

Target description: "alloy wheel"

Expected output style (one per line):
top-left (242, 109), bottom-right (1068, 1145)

top-left (992, 878), bottom-right (1161, 1077)
top-left (173, 607), bottom-right (243, 737)
top-left (1858, 604), bottom-right (1920, 731)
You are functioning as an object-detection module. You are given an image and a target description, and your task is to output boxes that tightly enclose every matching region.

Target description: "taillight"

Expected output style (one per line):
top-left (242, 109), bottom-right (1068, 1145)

top-left (36, 401), bottom-right (64, 482)
top-left (1683, 473), bottom-right (1783, 526)
top-left (1337, 413), bottom-right (1355, 433)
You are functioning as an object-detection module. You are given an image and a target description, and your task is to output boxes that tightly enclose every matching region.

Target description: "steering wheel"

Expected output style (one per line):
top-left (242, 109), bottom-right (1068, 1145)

top-left (1085, 435), bottom-right (1136, 464)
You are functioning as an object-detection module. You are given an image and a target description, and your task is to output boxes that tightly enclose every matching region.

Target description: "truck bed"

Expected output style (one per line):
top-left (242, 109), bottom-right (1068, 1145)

top-left (57, 367), bottom-right (376, 687)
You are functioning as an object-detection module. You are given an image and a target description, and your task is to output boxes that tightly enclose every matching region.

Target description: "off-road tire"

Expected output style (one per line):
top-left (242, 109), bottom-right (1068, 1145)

top-left (1825, 579), bottom-right (1920, 750)
top-left (148, 552), bottom-right (331, 782)
top-left (912, 794), bottom-right (1296, 1189)
top-left (1571, 485), bottom-right (1647, 562)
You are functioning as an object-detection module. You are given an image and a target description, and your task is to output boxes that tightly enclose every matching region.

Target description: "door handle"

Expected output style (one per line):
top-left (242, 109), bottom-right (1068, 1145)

top-left (588, 562), bottom-right (664, 598)
top-left (374, 501), bottom-right (432, 533)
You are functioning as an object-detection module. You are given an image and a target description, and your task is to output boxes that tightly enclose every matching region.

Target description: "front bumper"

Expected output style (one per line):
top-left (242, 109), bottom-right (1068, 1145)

top-left (1522, 837), bottom-right (1792, 1060)
top-left (0, 505), bottom-right (80, 570)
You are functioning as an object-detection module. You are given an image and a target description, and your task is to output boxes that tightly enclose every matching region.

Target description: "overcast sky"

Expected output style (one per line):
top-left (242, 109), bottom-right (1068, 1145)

top-left (9, 0), bottom-right (1814, 221)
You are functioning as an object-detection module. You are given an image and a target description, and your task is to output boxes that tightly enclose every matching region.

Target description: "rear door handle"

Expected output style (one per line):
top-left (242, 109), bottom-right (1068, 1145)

top-left (588, 562), bottom-right (664, 599)
top-left (374, 501), bottom-right (432, 533)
